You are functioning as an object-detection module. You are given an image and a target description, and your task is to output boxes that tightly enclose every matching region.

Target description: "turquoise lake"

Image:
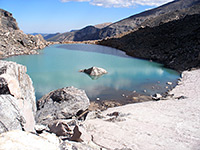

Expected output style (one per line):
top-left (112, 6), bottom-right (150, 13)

top-left (6, 44), bottom-right (180, 100)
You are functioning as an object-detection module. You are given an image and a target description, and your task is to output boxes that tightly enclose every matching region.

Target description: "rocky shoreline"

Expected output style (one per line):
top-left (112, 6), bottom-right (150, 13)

top-left (0, 60), bottom-right (199, 149)
top-left (0, 5), bottom-right (199, 150)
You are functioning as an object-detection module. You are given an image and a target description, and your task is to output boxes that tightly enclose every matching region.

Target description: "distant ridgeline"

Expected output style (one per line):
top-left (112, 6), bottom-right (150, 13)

top-left (0, 9), bottom-right (48, 58)
top-left (43, 0), bottom-right (200, 42)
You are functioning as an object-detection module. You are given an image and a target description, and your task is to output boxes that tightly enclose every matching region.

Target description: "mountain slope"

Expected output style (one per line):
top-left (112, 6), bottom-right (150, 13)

top-left (98, 0), bottom-right (200, 38)
top-left (47, 0), bottom-right (200, 42)
top-left (47, 24), bottom-right (107, 42)
top-left (98, 13), bottom-right (200, 71)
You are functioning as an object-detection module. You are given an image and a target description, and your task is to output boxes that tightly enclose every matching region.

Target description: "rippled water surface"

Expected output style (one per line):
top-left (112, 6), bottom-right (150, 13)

top-left (6, 44), bottom-right (180, 100)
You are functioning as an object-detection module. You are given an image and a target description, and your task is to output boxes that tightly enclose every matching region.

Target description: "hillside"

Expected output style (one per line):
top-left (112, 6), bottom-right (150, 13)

top-left (98, 13), bottom-right (200, 72)
top-left (98, 0), bottom-right (200, 39)
top-left (0, 9), bottom-right (48, 58)
top-left (47, 0), bottom-right (200, 42)
top-left (48, 25), bottom-right (101, 42)
top-left (47, 23), bottom-right (112, 42)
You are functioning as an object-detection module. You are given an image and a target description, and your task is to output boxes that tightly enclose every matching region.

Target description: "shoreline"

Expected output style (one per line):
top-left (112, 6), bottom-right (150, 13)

top-left (82, 68), bottom-right (200, 149)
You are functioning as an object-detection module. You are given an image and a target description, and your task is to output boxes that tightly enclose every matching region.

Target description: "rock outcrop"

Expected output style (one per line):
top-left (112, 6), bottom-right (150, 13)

top-left (0, 60), bottom-right (36, 132)
top-left (36, 86), bottom-right (90, 125)
top-left (0, 9), bottom-right (48, 58)
top-left (80, 66), bottom-right (107, 77)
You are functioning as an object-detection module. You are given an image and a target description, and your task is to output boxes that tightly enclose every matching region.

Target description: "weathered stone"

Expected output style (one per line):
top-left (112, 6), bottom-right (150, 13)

top-left (48, 120), bottom-right (72, 137)
top-left (0, 60), bottom-right (36, 132)
top-left (0, 95), bottom-right (25, 133)
top-left (70, 125), bottom-right (83, 142)
top-left (151, 93), bottom-right (162, 100)
top-left (35, 124), bottom-right (49, 133)
top-left (0, 130), bottom-right (61, 150)
top-left (80, 66), bottom-right (107, 77)
top-left (36, 86), bottom-right (90, 125)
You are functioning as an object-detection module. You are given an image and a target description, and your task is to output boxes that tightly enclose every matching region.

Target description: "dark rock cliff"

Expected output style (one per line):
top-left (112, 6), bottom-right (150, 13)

top-left (98, 14), bottom-right (200, 72)
top-left (0, 9), bottom-right (48, 58)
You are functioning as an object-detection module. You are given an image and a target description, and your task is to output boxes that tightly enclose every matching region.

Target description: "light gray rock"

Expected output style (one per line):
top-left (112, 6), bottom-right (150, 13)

top-left (36, 86), bottom-right (90, 125)
top-left (0, 95), bottom-right (25, 133)
top-left (0, 130), bottom-right (61, 150)
top-left (80, 66), bottom-right (107, 76)
top-left (0, 60), bottom-right (36, 132)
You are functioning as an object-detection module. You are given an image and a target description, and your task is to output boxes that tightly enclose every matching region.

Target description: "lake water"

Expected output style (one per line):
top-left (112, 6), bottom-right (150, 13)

top-left (6, 44), bottom-right (180, 100)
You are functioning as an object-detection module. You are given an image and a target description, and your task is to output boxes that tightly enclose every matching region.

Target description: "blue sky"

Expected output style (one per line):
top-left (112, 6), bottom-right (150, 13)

top-left (0, 0), bottom-right (173, 33)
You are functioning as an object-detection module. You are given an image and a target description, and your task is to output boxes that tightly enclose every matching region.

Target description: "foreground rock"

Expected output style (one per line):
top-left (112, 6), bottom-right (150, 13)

top-left (0, 9), bottom-right (48, 58)
top-left (81, 69), bottom-right (200, 149)
top-left (36, 86), bottom-right (90, 125)
top-left (0, 130), bottom-right (102, 150)
top-left (0, 60), bottom-right (36, 132)
top-left (80, 66), bottom-right (107, 77)
top-left (0, 130), bottom-right (61, 150)
top-left (0, 95), bottom-right (25, 133)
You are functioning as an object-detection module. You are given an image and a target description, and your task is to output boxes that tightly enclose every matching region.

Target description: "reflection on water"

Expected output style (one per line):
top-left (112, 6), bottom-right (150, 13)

top-left (6, 44), bottom-right (180, 100)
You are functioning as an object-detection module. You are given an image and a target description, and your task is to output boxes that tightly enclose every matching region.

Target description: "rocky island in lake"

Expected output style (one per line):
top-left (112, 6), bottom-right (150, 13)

top-left (0, 0), bottom-right (200, 149)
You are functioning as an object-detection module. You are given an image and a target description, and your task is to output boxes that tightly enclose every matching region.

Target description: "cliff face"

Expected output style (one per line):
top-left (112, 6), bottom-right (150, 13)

top-left (98, 14), bottom-right (200, 72)
top-left (0, 9), bottom-right (48, 58)
top-left (0, 9), bottom-right (19, 30)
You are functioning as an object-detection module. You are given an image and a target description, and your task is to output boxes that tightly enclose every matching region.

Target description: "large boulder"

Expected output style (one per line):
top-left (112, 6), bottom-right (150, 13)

top-left (36, 86), bottom-right (90, 125)
top-left (0, 95), bottom-right (25, 133)
top-left (0, 60), bottom-right (36, 132)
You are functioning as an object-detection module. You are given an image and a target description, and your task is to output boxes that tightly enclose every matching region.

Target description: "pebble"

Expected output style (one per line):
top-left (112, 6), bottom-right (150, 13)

top-left (167, 82), bottom-right (172, 85)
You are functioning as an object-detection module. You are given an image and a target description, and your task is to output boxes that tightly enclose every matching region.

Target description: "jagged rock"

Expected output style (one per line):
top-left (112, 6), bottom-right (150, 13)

top-left (80, 66), bottom-right (107, 77)
top-left (0, 9), bottom-right (19, 30)
top-left (48, 120), bottom-right (72, 137)
top-left (36, 86), bottom-right (90, 125)
top-left (70, 125), bottom-right (83, 142)
top-left (0, 95), bottom-right (25, 133)
top-left (0, 60), bottom-right (36, 132)
top-left (0, 9), bottom-right (48, 58)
